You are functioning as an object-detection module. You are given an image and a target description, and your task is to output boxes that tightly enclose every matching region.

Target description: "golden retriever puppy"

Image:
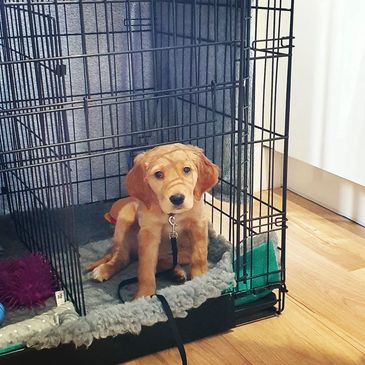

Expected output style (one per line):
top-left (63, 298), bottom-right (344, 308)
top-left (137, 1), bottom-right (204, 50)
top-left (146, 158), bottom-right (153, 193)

top-left (87, 143), bottom-right (219, 299)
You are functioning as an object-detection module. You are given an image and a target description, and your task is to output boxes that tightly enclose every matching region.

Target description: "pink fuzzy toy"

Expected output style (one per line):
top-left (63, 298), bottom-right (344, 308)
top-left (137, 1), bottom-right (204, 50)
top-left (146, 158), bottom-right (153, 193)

top-left (0, 253), bottom-right (56, 310)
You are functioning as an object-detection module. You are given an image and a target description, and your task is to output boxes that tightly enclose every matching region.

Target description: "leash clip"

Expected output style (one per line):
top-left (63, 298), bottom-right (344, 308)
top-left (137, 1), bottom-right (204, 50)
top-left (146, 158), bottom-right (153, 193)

top-left (168, 214), bottom-right (178, 238)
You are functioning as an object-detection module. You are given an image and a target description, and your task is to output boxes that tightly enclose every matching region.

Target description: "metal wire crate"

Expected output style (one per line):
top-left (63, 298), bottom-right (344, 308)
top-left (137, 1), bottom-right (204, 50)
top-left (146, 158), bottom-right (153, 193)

top-left (0, 0), bottom-right (294, 321)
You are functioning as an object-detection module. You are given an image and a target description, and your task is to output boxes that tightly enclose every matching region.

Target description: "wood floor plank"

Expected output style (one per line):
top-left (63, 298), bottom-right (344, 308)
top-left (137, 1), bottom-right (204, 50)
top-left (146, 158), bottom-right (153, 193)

top-left (286, 191), bottom-right (365, 271)
top-left (285, 199), bottom-right (365, 350)
top-left (288, 295), bottom-right (365, 355)
top-left (287, 192), bottom-right (365, 240)
top-left (228, 297), bottom-right (364, 365)
top-left (124, 334), bottom-right (252, 365)
top-left (352, 268), bottom-right (365, 281)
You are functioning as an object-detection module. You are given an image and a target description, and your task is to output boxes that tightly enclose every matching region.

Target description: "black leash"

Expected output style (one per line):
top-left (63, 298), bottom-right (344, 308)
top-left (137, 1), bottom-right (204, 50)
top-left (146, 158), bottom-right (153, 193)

top-left (117, 215), bottom-right (187, 365)
top-left (155, 293), bottom-right (187, 365)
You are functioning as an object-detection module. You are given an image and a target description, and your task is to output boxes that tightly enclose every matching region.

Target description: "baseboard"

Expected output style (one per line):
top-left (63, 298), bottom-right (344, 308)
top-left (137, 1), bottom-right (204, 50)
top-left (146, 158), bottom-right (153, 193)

top-left (288, 157), bottom-right (365, 227)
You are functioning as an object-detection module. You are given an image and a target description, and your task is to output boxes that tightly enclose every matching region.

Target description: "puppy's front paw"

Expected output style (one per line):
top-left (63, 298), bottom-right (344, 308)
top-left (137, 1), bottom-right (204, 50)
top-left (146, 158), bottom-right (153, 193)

top-left (190, 262), bottom-right (208, 279)
top-left (91, 264), bottom-right (113, 282)
top-left (134, 285), bottom-right (155, 300)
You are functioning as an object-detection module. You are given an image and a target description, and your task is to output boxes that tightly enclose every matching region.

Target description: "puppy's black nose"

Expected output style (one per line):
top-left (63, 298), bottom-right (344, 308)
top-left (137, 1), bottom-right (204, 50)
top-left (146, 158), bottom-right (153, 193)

top-left (169, 194), bottom-right (185, 206)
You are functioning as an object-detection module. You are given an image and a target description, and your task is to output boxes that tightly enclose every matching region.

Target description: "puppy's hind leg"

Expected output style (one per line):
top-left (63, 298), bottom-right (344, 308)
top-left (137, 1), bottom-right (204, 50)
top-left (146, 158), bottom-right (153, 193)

top-left (91, 201), bottom-right (138, 282)
top-left (87, 253), bottom-right (113, 272)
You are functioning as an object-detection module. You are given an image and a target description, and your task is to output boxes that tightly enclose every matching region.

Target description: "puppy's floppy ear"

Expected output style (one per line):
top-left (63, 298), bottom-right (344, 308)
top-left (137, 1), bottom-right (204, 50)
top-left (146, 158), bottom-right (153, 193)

top-left (192, 148), bottom-right (219, 201)
top-left (125, 153), bottom-right (154, 208)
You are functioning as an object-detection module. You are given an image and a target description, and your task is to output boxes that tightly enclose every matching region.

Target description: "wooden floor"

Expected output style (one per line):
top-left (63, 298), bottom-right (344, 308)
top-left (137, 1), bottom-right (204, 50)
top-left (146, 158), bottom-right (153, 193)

top-left (124, 191), bottom-right (365, 365)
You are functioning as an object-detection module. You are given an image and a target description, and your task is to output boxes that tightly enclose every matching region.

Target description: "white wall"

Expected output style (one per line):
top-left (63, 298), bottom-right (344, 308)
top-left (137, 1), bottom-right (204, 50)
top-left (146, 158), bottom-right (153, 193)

top-left (253, 146), bottom-right (283, 193)
top-left (290, 0), bottom-right (365, 187)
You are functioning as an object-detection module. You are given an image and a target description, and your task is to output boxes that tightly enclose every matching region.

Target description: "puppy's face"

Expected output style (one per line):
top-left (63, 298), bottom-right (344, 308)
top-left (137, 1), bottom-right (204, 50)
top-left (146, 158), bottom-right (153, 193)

top-left (125, 144), bottom-right (219, 214)
top-left (145, 150), bottom-right (198, 214)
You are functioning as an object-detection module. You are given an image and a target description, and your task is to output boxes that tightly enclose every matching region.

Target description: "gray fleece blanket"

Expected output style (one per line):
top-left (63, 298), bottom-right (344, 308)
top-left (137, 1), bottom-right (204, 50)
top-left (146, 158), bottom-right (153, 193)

top-left (1, 228), bottom-right (279, 351)
top-left (24, 227), bottom-right (234, 349)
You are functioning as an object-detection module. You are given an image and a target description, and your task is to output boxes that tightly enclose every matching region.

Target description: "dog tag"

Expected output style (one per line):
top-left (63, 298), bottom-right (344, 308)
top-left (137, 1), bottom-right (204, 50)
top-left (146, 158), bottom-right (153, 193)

top-left (168, 214), bottom-right (178, 238)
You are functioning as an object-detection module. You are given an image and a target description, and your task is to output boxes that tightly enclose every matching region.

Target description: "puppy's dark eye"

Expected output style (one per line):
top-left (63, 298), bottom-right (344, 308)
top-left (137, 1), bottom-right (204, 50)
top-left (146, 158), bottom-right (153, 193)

top-left (183, 167), bottom-right (191, 174)
top-left (154, 171), bottom-right (164, 179)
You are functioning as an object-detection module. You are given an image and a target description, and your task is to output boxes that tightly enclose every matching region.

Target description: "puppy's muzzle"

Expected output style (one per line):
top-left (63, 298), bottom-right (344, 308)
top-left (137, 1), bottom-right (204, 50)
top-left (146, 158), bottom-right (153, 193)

top-left (169, 194), bottom-right (185, 206)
